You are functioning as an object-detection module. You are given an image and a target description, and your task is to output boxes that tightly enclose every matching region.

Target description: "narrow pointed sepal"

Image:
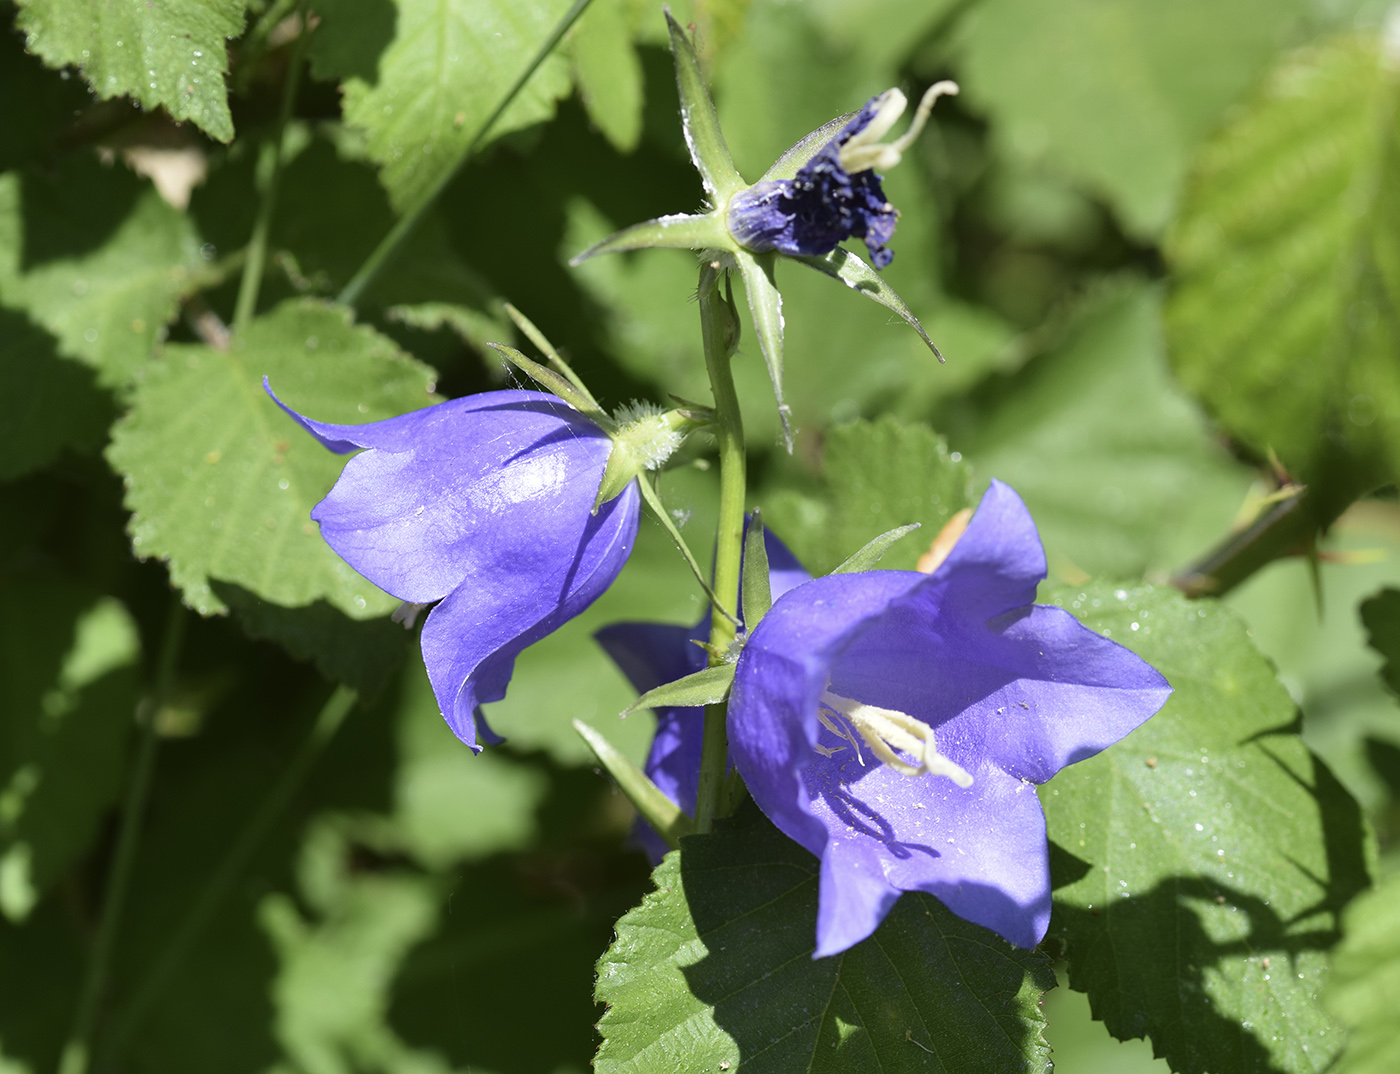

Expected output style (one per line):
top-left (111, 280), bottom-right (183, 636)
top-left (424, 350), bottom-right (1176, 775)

top-left (573, 719), bottom-right (696, 850)
top-left (620, 662), bottom-right (737, 717)
top-left (569, 212), bottom-right (734, 266)
top-left (741, 511), bottom-right (773, 627)
top-left (733, 249), bottom-right (792, 448)
top-left (487, 344), bottom-right (614, 426)
top-left (759, 112), bottom-right (857, 183)
top-left (831, 523), bottom-right (923, 574)
top-left (794, 248), bottom-right (944, 361)
top-left (665, 10), bottom-right (745, 202)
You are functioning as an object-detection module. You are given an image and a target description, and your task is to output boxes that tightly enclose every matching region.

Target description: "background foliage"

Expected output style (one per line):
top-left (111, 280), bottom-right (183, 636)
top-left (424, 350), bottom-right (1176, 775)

top-left (3, 0), bottom-right (1398, 1071)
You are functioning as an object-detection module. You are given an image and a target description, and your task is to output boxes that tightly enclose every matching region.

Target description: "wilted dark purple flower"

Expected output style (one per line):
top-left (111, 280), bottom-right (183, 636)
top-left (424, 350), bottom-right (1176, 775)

top-left (726, 82), bottom-right (958, 269)
top-left (269, 384), bottom-right (640, 750)
top-left (728, 481), bottom-right (1172, 956)
top-left (596, 530), bottom-right (811, 861)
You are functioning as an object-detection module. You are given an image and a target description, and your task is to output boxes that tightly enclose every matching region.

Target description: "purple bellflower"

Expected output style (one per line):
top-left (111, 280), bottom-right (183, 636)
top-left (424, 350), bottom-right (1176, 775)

top-left (726, 82), bottom-right (959, 269)
top-left (596, 531), bottom-right (811, 861)
top-left (727, 480), bottom-right (1172, 956)
top-left (268, 384), bottom-right (641, 751)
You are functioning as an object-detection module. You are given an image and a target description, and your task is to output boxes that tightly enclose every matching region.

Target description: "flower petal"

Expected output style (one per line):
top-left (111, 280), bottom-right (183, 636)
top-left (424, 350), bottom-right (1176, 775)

top-left (420, 482), bottom-right (640, 748)
top-left (287, 391), bottom-right (615, 604)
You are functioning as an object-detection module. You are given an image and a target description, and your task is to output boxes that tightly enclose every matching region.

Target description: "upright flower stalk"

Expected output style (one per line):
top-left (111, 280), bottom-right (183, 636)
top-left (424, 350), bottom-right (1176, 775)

top-left (693, 263), bottom-right (746, 833)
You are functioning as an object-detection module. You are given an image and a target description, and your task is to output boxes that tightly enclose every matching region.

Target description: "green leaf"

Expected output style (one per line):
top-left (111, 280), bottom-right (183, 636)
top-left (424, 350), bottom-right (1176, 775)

top-left (764, 415), bottom-right (972, 575)
top-left (1042, 581), bottom-right (1371, 1074)
top-left (621, 663), bottom-right (736, 717)
top-left (957, 0), bottom-right (1311, 237)
top-left (831, 522), bottom-right (923, 575)
top-left (955, 282), bottom-right (1253, 580)
top-left (212, 582), bottom-right (410, 698)
top-left (595, 803), bottom-right (1055, 1073)
top-left (1325, 868), bottom-right (1400, 1074)
top-left (14, 0), bottom-right (245, 143)
top-left (0, 573), bottom-right (140, 921)
top-left (106, 299), bottom-right (438, 617)
top-left (1360, 588), bottom-right (1400, 698)
top-left (0, 160), bottom-right (206, 388)
top-left (665, 9), bottom-right (745, 202)
top-left (0, 309), bottom-right (112, 481)
top-left (1165, 33), bottom-right (1400, 497)
top-left (570, 0), bottom-right (643, 153)
top-left (309, 0), bottom-right (576, 212)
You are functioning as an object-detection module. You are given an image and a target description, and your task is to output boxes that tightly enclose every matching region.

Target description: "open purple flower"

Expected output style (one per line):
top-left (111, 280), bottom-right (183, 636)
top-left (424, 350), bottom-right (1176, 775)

top-left (596, 530), bottom-right (811, 861)
top-left (268, 384), bottom-right (641, 750)
top-left (728, 481), bottom-right (1172, 956)
top-left (726, 82), bottom-right (959, 269)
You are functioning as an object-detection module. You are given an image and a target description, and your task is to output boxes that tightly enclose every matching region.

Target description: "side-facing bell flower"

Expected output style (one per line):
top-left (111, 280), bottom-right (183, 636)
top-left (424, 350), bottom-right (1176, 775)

top-left (267, 384), bottom-right (641, 751)
top-left (596, 529), bottom-right (811, 861)
top-left (727, 481), bottom-right (1173, 956)
top-left (569, 11), bottom-right (950, 445)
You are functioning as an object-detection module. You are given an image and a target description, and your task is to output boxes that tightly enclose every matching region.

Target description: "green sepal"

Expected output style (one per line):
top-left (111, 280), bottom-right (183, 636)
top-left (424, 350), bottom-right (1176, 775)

top-left (593, 408), bottom-right (704, 511)
top-left (741, 510), bottom-right (772, 627)
top-left (733, 248), bottom-right (791, 448)
top-left (569, 212), bottom-right (734, 266)
top-left (634, 473), bottom-right (738, 624)
top-left (572, 720), bottom-right (695, 850)
top-left (502, 303), bottom-right (603, 412)
top-left (831, 523), bottom-right (923, 574)
top-left (794, 248), bottom-right (943, 361)
top-left (759, 112), bottom-right (855, 183)
top-left (487, 343), bottom-right (612, 427)
top-left (620, 662), bottom-right (737, 718)
top-left (665, 10), bottom-right (745, 203)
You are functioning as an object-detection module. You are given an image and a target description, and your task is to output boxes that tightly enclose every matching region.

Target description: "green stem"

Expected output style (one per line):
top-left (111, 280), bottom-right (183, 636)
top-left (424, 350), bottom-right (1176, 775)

top-left (231, 10), bottom-right (310, 333)
top-left (57, 598), bottom-right (186, 1074)
top-left (693, 263), bottom-right (746, 834)
top-left (337, 0), bottom-right (598, 307)
top-left (107, 684), bottom-right (358, 1063)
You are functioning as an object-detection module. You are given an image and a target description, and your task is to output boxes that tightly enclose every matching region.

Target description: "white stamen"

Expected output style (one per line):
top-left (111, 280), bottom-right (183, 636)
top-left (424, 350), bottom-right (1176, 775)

top-left (839, 80), bottom-right (959, 174)
top-left (817, 707), bottom-right (864, 765)
top-left (818, 688), bottom-right (973, 787)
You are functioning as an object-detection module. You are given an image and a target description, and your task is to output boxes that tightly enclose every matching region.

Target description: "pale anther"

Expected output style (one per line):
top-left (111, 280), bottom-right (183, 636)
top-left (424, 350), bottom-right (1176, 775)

top-left (818, 688), bottom-right (974, 787)
top-left (839, 81), bottom-right (960, 175)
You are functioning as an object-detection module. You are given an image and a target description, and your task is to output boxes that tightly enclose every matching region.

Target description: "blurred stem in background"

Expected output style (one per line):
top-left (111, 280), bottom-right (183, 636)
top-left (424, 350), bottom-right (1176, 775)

top-left (232, 5), bottom-right (310, 335)
top-left (57, 598), bottom-right (187, 1074)
top-left (102, 684), bottom-right (359, 1071)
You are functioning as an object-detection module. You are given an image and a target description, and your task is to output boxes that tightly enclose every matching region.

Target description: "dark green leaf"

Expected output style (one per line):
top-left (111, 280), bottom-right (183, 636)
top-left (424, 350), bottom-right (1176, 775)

top-left (1325, 867), bottom-right (1400, 1074)
top-left (595, 803), bottom-right (1055, 1073)
top-left (764, 415), bottom-right (972, 575)
top-left (309, 0), bottom-right (577, 211)
top-left (0, 571), bottom-right (140, 921)
top-left (570, 0), bottom-right (644, 153)
top-left (621, 662), bottom-right (735, 717)
top-left (1043, 581), bottom-right (1371, 1074)
top-left (212, 582), bottom-right (410, 698)
top-left (0, 159), bottom-right (206, 388)
top-left (1360, 588), bottom-right (1400, 699)
top-left (0, 309), bottom-right (113, 481)
top-left (1165, 33), bottom-right (1400, 497)
top-left (958, 0), bottom-right (1311, 236)
top-left (956, 282), bottom-right (1252, 580)
top-left (106, 299), bottom-right (438, 616)
top-left (15, 0), bottom-right (245, 143)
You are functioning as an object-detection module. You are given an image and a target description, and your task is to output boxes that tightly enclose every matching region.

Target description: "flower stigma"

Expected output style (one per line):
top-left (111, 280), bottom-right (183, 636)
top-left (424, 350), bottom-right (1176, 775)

top-left (837, 80), bottom-right (959, 175)
top-left (817, 687), bottom-right (974, 787)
